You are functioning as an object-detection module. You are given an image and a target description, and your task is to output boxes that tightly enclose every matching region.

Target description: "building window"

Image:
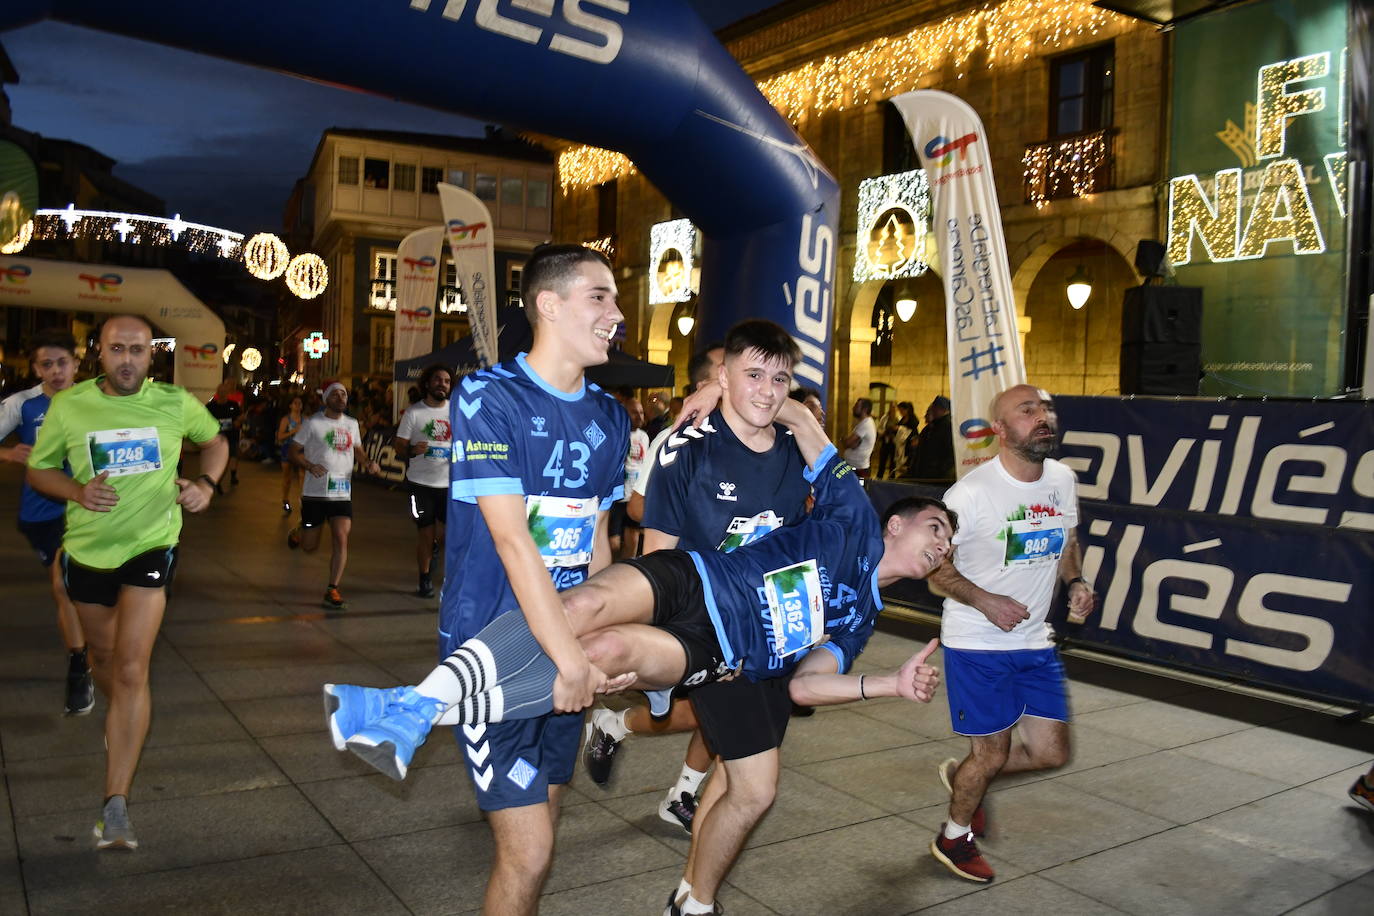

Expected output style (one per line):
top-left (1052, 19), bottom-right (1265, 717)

top-left (364, 158), bottom-right (390, 189)
top-left (1050, 44), bottom-right (1114, 137)
top-left (475, 172), bottom-right (497, 201)
top-left (527, 179), bottom-right (550, 209)
top-left (422, 167), bottom-right (443, 193)
top-left (371, 317), bottom-right (395, 376)
top-left (882, 103), bottom-right (919, 174)
top-left (448, 168), bottom-right (469, 189)
top-left (338, 156), bottom-right (359, 186)
top-left (440, 259), bottom-right (465, 314)
top-left (501, 177), bottom-right (524, 207)
top-left (509, 262), bottom-right (525, 307)
top-left (597, 180), bottom-right (618, 239)
top-left (394, 164), bottom-right (416, 192)
top-left (371, 252), bottom-right (398, 311)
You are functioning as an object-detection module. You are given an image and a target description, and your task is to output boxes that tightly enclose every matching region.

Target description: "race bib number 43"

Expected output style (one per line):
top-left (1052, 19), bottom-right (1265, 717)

top-left (87, 427), bottom-right (162, 477)
top-left (527, 495), bottom-right (597, 569)
top-left (763, 558), bottom-right (825, 658)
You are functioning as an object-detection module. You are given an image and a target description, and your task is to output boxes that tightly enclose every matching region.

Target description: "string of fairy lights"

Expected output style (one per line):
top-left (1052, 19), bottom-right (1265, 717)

top-left (557, 0), bottom-right (1128, 192)
top-left (0, 208), bottom-right (328, 299)
top-left (1022, 129), bottom-right (1111, 208)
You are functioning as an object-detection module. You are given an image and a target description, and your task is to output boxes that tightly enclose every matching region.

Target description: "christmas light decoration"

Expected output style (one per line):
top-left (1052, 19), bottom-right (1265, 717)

top-left (582, 235), bottom-right (616, 262)
top-left (286, 253), bottom-right (329, 300)
top-left (648, 219), bottom-right (696, 304)
top-left (304, 332), bottom-right (330, 359)
top-left (222, 342), bottom-right (236, 364)
top-left (853, 169), bottom-right (931, 281)
top-left (243, 232), bottom-right (290, 280)
top-left (240, 347), bottom-right (262, 371)
top-left (1167, 170), bottom-right (1243, 264)
top-left (1236, 158), bottom-right (1324, 259)
top-left (32, 206), bottom-right (243, 258)
top-left (1256, 52), bottom-right (1328, 160)
top-left (557, 0), bottom-right (1128, 190)
top-left (1022, 130), bottom-right (1110, 208)
top-left (0, 218), bottom-right (30, 254)
top-left (1324, 152), bottom-right (1347, 217)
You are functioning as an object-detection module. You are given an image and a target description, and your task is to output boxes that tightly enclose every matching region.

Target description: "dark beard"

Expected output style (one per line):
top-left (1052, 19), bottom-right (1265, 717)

top-left (1008, 429), bottom-right (1055, 462)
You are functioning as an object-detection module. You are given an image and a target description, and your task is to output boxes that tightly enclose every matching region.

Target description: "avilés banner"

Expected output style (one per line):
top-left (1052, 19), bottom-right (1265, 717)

top-left (394, 225), bottom-right (444, 364)
top-left (437, 183), bottom-right (497, 369)
top-left (891, 90), bottom-right (1025, 477)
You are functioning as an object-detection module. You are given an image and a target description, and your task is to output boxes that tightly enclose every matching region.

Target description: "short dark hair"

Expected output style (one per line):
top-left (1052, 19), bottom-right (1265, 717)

top-left (789, 385), bottom-right (822, 404)
top-left (27, 329), bottom-right (77, 358)
top-left (854, 397), bottom-right (873, 416)
top-left (418, 363), bottom-right (451, 392)
top-left (686, 343), bottom-right (724, 392)
top-left (521, 244), bottom-right (612, 320)
top-left (723, 319), bottom-right (801, 368)
top-left (881, 496), bottom-right (957, 535)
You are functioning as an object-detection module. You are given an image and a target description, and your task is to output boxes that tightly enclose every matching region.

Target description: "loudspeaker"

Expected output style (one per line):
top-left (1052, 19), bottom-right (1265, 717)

top-left (1120, 343), bottom-right (1201, 395)
top-left (1135, 239), bottom-right (1168, 278)
top-left (1122, 285), bottom-right (1203, 344)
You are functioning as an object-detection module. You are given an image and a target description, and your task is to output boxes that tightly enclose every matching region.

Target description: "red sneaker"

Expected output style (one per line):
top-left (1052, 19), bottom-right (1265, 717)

top-left (937, 757), bottom-right (987, 837)
top-left (931, 826), bottom-right (995, 883)
top-left (1351, 774), bottom-right (1374, 813)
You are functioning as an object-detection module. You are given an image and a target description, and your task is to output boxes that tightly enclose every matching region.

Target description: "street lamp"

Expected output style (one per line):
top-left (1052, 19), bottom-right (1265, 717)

top-left (895, 298), bottom-right (918, 322)
top-left (674, 299), bottom-right (696, 336)
top-left (1066, 264), bottom-right (1092, 310)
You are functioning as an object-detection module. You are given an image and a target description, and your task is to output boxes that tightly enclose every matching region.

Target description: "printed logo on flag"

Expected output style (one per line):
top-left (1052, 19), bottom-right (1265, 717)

top-left (960, 417), bottom-right (995, 449)
top-left (2, 264), bottom-right (31, 283)
top-left (923, 133), bottom-right (979, 166)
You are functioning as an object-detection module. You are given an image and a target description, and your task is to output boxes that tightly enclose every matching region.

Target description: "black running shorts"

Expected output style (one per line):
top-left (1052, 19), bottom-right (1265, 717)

top-left (63, 545), bottom-right (179, 607)
top-left (406, 482), bottom-right (447, 528)
top-left (301, 497), bottom-right (353, 529)
top-left (690, 675), bottom-right (794, 761)
top-left (621, 550), bottom-right (731, 690)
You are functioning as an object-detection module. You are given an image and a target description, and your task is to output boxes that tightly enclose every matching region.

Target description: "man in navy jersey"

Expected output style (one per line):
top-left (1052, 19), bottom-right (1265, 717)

top-left (328, 244), bottom-right (626, 916)
top-left (585, 320), bottom-right (809, 851)
top-left (326, 399), bottom-right (952, 914)
top-left (0, 330), bottom-right (91, 714)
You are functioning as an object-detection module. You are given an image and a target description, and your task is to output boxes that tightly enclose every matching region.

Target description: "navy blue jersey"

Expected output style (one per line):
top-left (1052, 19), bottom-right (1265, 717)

top-left (642, 409), bottom-right (810, 553)
top-left (691, 447), bottom-right (884, 681)
top-left (2, 389), bottom-right (66, 524)
top-left (441, 354), bottom-right (628, 647)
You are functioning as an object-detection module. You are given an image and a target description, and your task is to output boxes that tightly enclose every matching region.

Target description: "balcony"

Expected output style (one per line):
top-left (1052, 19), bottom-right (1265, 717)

top-left (1022, 128), bottom-right (1115, 208)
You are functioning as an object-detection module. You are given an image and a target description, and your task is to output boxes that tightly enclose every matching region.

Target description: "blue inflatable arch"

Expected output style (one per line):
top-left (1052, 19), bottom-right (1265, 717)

top-left (3, 0), bottom-right (841, 395)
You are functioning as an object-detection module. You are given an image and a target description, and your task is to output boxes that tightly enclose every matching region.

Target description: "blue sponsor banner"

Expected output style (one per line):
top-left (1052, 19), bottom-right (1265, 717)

top-left (874, 397), bottom-right (1374, 708)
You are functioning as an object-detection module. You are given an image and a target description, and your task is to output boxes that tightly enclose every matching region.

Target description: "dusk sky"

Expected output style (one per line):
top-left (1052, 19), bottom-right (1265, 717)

top-left (2, 1), bottom-right (779, 235)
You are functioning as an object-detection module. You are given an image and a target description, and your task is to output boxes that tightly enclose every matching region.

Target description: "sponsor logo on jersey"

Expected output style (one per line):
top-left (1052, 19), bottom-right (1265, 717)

top-left (582, 420), bottom-right (607, 451)
top-left (507, 757), bottom-right (538, 790)
top-left (716, 481), bottom-right (737, 502)
top-left (531, 416), bottom-right (548, 438)
top-left (324, 427), bottom-right (354, 451)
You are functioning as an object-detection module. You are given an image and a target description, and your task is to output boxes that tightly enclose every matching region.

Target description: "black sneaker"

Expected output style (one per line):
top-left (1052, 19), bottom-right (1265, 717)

top-left (659, 789), bottom-right (696, 835)
top-left (665, 891), bottom-right (722, 915)
top-left (417, 574), bottom-right (434, 598)
top-left (583, 708), bottom-right (622, 785)
top-left (65, 652), bottom-right (94, 716)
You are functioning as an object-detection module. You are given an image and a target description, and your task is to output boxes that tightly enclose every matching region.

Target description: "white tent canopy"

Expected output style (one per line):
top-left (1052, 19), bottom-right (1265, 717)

top-left (1, 255), bottom-right (225, 402)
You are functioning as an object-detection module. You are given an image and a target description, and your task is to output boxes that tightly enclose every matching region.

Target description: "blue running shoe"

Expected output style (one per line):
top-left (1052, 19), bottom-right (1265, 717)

top-left (345, 688), bottom-right (446, 780)
top-left (323, 683), bottom-right (407, 751)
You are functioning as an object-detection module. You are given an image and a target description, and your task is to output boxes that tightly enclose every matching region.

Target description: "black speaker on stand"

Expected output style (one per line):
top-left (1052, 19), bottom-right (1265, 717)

top-left (1120, 285), bottom-right (1203, 396)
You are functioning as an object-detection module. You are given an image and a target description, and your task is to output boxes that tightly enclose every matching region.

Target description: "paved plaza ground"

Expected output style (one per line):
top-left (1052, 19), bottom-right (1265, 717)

top-left (1, 459), bottom-right (1371, 915)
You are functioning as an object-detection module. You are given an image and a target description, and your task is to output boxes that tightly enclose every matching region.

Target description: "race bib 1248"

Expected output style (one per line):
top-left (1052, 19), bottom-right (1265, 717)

top-left (87, 427), bottom-right (162, 477)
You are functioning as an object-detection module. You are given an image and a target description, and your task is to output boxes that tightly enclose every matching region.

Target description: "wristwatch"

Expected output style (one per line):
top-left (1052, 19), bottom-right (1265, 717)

top-left (1066, 576), bottom-right (1089, 588)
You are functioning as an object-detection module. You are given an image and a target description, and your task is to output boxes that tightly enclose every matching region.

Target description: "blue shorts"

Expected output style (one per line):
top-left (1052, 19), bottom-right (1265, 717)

top-left (943, 647), bottom-right (1069, 736)
top-left (452, 712), bottom-right (582, 811)
top-left (19, 516), bottom-right (64, 567)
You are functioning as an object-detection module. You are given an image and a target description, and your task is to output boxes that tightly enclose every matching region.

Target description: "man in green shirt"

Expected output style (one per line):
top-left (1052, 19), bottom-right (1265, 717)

top-left (27, 314), bottom-right (228, 851)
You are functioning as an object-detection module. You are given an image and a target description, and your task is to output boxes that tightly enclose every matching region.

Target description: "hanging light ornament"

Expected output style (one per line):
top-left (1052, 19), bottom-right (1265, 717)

top-left (243, 232), bottom-right (290, 280)
top-left (240, 347), bottom-right (263, 371)
top-left (286, 253), bottom-right (329, 299)
top-left (1, 219), bottom-right (32, 254)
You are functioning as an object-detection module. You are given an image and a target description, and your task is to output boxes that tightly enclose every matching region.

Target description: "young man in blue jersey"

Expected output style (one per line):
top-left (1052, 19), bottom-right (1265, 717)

top-left (586, 321), bottom-right (810, 847)
top-left (0, 330), bottom-right (92, 714)
top-left (326, 398), bottom-right (952, 913)
top-left (325, 244), bottom-right (627, 916)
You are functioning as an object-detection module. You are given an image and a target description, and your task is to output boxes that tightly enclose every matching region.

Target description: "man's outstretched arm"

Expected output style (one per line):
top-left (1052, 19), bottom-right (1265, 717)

top-left (927, 561), bottom-right (1029, 632)
top-left (788, 638), bottom-right (941, 706)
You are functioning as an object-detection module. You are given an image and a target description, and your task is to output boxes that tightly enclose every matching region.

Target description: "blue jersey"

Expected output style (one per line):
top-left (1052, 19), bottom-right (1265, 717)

top-left (691, 446), bottom-right (884, 681)
top-left (0, 386), bottom-right (65, 524)
top-left (642, 408), bottom-right (809, 553)
top-left (441, 354), bottom-right (628, 647)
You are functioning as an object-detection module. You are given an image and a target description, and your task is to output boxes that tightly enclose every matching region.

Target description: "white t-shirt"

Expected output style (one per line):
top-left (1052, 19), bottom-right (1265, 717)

top-left (395, 400), bottom-right (453, 488)
top-left (633, 426), bottom-right (675, 498)
top-left (940, 455), bottom-right (1079, 650)
top-left (844, 415), bottom-right (877, 469)
top-left (622, 427), bottom-right (650, 502)
top-left (294, 412), bottom-right (362, 500)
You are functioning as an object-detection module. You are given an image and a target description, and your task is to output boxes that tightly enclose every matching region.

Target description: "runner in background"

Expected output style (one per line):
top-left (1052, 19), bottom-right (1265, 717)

top-left (207, 381), bottom-right (242, 490)
top-left (276, 394), bottom-right (305, 514)
top-left (393, 364), bottom-right (453, 598)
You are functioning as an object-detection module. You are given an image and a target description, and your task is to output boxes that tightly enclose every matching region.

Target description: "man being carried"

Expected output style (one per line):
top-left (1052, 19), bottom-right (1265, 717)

top-left (28, 315), bottom-right (228, 850)
top-left (393, 364), bottom-right (453, 598)
top-left (325, 399), bottom-right (953, 916)
top-left (926, 383), bottom-right (1096, 884)
top-left (286, 382), bottom-right (381, 609)
top-left (0, 330), bottom-right (91, 714)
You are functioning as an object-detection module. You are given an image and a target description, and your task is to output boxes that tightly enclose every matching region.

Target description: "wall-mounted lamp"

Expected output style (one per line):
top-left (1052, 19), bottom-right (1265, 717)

top-left (1066, 264), bottom-right (1092, 310)
top-left (895, 298), bottom-right (918, 322)
top-left (674, 299), bottom-right (696, 336)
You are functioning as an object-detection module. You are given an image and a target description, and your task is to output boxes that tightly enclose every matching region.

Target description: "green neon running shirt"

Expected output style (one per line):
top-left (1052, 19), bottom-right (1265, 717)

top-left (29, 377), bottom-right (221, 569)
